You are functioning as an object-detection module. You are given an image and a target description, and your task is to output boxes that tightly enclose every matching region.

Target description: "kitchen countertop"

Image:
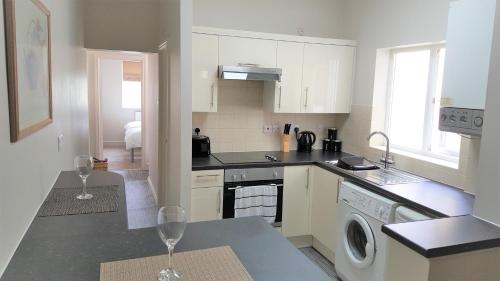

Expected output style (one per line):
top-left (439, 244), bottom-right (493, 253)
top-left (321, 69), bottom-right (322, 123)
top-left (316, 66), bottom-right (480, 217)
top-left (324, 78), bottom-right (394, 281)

top-left (190, 150), bottom-right (500, 259)
top-left (1, 171), bottom-right (333, 281)
top-left (382, 216), bottom-right (500, 258)
top-left (192, 155), bottom-right (224, 170)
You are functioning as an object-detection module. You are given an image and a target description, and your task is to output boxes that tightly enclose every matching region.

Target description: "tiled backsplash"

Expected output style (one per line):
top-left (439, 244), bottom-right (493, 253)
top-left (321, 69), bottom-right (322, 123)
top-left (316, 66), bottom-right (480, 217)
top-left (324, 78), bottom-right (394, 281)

top-left (192, 80), bottom-right (347, 153)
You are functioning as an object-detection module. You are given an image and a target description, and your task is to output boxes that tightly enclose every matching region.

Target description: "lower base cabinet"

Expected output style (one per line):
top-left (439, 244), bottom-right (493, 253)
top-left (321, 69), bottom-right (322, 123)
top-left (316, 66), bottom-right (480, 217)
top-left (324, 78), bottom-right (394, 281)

top-left (282, 166), bottom-right (312, 237)
top-left (310, 166), bottom-right (343, 262)
top-left (190, 186), bottom-right (223, 222)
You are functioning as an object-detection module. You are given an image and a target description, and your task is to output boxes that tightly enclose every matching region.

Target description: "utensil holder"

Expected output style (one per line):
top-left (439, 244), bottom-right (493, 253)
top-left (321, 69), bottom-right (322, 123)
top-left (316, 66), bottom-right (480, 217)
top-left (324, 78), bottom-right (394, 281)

top-left (281, 135), bottom-right (290, 152)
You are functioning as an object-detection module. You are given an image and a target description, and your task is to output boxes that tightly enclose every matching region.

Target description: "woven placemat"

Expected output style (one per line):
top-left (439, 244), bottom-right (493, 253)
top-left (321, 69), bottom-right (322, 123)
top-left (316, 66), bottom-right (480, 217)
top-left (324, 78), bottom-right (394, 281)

top-left (37, 186), bottom-right (119, 217)
top-left (100, 246), bottom-right (254, 281)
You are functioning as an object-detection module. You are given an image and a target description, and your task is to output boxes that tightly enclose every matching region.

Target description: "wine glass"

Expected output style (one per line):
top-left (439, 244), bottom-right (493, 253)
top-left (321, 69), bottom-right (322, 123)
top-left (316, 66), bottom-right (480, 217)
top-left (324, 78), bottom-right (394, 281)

top-left (157, 206), bottom-right (187, 281)
top-left (74, 156), bottom-right (94, 200)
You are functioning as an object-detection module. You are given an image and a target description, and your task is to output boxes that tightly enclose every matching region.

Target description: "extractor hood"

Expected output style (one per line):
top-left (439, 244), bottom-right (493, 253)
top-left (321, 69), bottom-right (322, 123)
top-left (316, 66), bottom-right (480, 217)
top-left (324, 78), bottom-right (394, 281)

top-left (218, 65), bottom-right (282, 82)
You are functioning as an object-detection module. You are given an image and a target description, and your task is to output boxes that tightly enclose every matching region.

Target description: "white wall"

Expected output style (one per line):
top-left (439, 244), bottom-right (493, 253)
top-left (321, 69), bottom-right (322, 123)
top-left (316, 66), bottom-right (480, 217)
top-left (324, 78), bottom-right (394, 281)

top-left (84, 0), bottom-right (160, 53)
top-left (100, 59), bottom-right (137, 145)
top-left (474, 2), bottom-right (500, 225)
top-left (158, 0), bottom-right (192, 213)
top-left (0, 0), bottom-right (88, 275)
top-left (193, 0), bottom-right (346, 38)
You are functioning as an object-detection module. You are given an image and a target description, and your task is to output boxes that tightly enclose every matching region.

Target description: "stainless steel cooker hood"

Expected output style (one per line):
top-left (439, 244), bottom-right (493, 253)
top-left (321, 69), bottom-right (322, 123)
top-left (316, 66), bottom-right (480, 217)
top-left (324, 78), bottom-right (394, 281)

top-left (218, 65), bottom-right (282, 81)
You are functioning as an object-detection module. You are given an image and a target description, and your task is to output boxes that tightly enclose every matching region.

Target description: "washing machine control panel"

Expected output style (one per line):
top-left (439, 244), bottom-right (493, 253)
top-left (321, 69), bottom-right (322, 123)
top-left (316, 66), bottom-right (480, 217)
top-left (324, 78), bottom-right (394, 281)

top-left (339, 183), bottom-right (397, 223)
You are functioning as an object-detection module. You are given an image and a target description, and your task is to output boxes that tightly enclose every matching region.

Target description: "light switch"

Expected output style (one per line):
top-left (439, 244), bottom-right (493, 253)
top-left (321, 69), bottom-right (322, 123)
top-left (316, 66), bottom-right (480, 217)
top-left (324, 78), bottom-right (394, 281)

top-left (57, 134), bottom-right (64, 152)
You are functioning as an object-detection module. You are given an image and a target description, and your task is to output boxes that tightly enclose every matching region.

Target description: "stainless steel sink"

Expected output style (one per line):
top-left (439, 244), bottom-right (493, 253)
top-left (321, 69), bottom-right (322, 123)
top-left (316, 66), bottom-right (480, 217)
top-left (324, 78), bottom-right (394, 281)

top-left (325, 160), bottom-right (429, 186)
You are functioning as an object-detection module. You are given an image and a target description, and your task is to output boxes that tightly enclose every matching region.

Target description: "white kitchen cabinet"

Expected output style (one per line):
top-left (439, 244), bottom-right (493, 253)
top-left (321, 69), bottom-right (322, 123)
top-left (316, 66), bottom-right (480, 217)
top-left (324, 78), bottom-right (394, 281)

top-left (190, 170), bottom-right (224, 222)
top-left (192, 33), bottom-right (219, 112)
top-left (190, 186), bottom-right (223, 222)
top-left (219, 36), bottom-right (277, 68)
top-left (302, 44), bottom-right (355, 113)
top-left (310, 166), bottom-right (343, 262)
top-left (263, 41), bottom-right (304, 113)
top-left (282, 166), bottom-right (311, 237)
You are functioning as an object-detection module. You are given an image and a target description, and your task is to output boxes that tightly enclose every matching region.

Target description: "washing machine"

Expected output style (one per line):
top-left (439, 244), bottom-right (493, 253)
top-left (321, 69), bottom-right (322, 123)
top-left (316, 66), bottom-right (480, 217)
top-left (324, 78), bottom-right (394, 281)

top-left (335, 182), bottom-right (399, 281)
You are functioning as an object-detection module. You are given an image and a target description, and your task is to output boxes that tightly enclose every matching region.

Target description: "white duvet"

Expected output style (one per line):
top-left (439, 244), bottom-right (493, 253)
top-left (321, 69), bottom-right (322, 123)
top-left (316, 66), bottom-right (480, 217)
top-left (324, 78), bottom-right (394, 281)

top-left (124, 121), bottom-right (142, 150)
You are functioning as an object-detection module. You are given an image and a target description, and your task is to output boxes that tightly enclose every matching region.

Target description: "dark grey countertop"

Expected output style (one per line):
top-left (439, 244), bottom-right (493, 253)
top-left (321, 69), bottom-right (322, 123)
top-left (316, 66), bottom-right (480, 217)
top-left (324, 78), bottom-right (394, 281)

top-left (190, 150), bottom-right (500, 259)
top-left (1, 171), bottom-right (332, 281)
top-left (192, 155), bottom-right (223, 171)
top-left (382, 216), bottom-right (500, 258)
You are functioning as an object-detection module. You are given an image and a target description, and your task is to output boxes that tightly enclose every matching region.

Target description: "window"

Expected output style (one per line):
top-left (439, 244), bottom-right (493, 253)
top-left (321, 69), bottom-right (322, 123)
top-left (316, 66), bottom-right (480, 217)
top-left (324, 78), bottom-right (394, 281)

top-left (121, 61), bottom-right (142, 109)
top-left (122, 80), bottom-right (142, 109)
top-left (385, 45), bottom-right (461, 162)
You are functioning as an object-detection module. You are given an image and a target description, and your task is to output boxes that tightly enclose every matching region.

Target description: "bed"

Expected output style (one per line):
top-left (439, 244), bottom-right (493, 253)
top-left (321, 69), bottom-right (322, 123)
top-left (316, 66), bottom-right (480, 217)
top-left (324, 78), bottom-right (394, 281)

top-left (124, 121), bottom-right (142, 162)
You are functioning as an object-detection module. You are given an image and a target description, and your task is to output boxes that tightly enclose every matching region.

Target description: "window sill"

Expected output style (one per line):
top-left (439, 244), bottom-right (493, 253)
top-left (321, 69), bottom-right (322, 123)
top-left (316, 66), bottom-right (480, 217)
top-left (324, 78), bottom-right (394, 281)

top-left (371, 145), bottom-right (459, 170)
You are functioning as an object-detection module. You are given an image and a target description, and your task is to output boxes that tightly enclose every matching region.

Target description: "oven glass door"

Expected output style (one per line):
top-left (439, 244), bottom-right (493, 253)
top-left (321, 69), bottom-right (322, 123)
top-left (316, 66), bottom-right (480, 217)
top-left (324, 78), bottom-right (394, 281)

top-left (223, 179), bottom-right (283, 225)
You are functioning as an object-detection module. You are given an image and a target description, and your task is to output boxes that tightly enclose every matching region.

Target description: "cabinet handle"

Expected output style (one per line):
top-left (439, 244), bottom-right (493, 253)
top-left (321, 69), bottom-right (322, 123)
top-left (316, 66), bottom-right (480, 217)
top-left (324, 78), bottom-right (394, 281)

top-left (196, 174), bottom-right (220, 178)
top-left (336, 178), bottom-right (343, 203)
top-left (306, 168), bottom-right (310, 190)
top-left (217, 189), bottom-right (221, 214)
top-left (305, 87), bottom-right (309, 107)
top-left (210, 83), bottom-right (215, 108)
top-left (278, 85), bottom-right (282, 109)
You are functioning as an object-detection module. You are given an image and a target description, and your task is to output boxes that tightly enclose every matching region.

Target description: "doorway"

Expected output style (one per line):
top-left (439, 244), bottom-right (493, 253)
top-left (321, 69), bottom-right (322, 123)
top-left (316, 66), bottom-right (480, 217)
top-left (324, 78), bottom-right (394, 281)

top-left (87, 50), bottom-right (160, 228)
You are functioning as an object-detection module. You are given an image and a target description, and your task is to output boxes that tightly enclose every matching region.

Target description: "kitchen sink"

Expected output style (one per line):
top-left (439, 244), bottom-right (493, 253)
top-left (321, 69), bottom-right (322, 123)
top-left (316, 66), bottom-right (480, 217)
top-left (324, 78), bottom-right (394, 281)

top-left (325, 160), bottom-right (429, 186)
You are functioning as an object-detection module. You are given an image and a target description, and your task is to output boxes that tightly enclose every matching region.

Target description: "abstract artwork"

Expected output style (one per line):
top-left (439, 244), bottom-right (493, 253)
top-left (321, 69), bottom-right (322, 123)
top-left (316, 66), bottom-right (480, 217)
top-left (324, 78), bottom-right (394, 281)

top-left (4, 0), bottom-right (52, 142)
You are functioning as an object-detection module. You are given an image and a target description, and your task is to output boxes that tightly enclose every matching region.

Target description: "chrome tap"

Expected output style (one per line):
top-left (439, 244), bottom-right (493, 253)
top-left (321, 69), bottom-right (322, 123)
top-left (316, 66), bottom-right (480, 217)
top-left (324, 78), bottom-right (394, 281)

top-left (367, 131), bottom-right (394, 169)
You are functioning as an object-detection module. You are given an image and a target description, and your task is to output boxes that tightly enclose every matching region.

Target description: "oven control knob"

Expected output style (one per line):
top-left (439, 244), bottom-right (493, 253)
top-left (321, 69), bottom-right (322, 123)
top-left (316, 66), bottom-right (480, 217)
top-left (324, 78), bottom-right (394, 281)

top-left (231, 174), bottom-right (237, 181)
top-left (273, 171), bottom-right (278, 178)
top-left (241, 174), bottom-right (247, 181)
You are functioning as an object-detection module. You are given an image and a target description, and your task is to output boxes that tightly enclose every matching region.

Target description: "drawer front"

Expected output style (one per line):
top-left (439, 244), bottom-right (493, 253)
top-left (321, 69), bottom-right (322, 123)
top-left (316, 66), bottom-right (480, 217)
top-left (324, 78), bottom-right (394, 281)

top-left (192, 170), bottom-right (224, 188)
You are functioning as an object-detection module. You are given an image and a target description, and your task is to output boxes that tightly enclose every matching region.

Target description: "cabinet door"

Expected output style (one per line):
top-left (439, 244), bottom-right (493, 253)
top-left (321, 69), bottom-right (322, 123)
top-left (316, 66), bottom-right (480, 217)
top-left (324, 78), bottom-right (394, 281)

top-left (283, 166), bottom-right (311, 237)
top-left (190, 186), bottom-right (222, 222)
top-left (310, 167), bottom-right (343, 257)
top-left (275, 41), bottom-right (304, 113)
top-left (192, 33), bottom-right (219, 112)
top-left (302, 44), bottom-right (355, 113)
top-left (219, 36), bottom-right (277, 68)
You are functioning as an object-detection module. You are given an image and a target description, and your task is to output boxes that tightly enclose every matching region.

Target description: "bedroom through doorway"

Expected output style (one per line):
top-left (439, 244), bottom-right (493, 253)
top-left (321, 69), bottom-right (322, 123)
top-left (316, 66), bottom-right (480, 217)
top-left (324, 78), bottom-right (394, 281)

top-left (87, 50), bottom-right (160, 225)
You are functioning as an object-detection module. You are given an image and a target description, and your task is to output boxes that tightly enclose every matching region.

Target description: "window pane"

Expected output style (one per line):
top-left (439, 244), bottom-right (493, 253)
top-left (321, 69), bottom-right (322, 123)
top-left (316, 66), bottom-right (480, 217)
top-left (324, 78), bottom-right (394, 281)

top-left (122, 81), bottom-right (142, 109)
top-left (388, 50), bottom-right (431, 150)
top-left (431, 48), bottom-right (461, 157)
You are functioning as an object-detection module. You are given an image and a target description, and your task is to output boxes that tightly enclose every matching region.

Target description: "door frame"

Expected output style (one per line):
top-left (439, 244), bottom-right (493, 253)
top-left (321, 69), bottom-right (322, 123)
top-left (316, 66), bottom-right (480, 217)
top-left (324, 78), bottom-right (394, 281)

top-left (86, 49), bottom-right (149, 170)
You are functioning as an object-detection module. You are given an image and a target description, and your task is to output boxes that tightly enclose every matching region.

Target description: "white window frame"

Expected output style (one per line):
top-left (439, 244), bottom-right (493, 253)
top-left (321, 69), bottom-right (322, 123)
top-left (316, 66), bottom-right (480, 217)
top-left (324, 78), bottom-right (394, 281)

top-left (384, 43), bottom-right (459, 163)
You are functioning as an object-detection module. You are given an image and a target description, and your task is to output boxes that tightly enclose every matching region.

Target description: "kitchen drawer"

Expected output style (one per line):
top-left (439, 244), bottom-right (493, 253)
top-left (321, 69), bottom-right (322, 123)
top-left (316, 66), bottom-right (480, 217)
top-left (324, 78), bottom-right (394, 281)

top-left (191, 170), bottom-right (224, 188)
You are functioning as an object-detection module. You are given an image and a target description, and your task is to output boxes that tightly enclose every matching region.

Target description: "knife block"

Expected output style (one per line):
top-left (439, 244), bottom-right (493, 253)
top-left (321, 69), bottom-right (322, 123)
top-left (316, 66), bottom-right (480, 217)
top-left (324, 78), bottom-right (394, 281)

top-left (281, 135), bottom-right (290, 153)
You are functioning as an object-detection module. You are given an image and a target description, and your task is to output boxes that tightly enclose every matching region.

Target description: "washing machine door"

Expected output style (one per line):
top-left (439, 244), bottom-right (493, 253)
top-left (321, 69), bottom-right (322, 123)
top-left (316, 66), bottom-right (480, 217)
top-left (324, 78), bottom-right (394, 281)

top-left (343, 213), bottom-right (376, 269)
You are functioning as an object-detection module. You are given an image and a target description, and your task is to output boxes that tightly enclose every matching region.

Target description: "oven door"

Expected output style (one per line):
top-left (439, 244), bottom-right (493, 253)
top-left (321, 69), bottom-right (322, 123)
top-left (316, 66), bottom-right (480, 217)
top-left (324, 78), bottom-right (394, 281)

top-left (223, 179), bottom-right (283, 226)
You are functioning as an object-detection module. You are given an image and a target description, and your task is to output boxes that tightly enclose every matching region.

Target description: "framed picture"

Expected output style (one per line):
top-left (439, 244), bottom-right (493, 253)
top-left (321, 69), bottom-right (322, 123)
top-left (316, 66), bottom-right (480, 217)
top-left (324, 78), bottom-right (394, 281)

top-left (4, 0), bottom-right (52, 142)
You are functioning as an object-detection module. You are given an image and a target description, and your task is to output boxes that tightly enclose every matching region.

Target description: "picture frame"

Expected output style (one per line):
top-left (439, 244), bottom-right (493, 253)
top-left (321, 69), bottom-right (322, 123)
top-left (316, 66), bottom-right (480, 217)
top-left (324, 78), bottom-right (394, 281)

top-left (4, 0), bottom-right (52, 142)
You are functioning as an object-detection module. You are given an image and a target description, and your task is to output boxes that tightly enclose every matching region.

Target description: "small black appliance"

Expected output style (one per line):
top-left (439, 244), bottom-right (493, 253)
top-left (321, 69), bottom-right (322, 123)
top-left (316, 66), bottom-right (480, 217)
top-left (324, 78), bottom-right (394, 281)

top-left (192, 128), bottom-right (211, 157)
top-left (327, 128), bottom-right (338, 140)
top-left (295, 128), bottom-right (316, 152)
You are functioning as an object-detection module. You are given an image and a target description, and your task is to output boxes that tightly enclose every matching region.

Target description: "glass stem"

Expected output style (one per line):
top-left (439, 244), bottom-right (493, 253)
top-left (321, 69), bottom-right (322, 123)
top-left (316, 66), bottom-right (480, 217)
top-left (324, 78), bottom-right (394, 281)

top-left (82, 177), bottom-right (87, 194)
top-left (168, 245), bottom-right (174, 270)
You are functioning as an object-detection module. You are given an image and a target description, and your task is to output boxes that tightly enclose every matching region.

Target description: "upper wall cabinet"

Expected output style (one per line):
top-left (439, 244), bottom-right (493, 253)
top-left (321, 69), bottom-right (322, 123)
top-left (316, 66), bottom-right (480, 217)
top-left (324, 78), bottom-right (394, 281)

top-left (302, 44), bottom-right (355, 113)
top-left (192, 33), bottom-right (219, 112)
top-left (264, 41), bottom-right (305, 113)
top-left (219, 36), bottom-right (277, 68)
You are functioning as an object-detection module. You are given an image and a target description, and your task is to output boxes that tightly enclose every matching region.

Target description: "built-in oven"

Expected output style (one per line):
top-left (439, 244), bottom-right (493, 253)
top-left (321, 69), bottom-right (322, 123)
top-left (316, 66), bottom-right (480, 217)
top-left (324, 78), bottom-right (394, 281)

top-left (223, 167), bottom-right (284, 227)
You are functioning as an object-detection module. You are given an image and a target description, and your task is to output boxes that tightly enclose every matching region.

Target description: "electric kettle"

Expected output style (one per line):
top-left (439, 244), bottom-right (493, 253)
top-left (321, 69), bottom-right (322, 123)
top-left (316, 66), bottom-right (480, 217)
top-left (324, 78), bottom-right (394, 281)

top-left (295, 130), bottom-right (316, 152)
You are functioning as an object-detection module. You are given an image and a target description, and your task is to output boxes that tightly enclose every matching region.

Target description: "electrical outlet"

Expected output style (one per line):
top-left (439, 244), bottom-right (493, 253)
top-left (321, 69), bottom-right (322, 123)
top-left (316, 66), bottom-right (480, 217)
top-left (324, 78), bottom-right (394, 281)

top-left (263, 125), bottom-right (272, 135)
top-left (272, 124), bottom-right (280, 133)
top-left (291, 124), bottom-right (300, 134)
top-left (57, 134), bottom-right (64, 152)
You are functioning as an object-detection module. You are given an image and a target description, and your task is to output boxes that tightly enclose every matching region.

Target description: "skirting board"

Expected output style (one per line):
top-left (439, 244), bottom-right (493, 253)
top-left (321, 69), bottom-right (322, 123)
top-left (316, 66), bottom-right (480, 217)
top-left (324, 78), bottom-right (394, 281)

top-left (312, 237), bottom-right (335, 263)
top-left (288, 235), bottom-right (313, 248)
top-left (147, 176), bottom-right (158, 205)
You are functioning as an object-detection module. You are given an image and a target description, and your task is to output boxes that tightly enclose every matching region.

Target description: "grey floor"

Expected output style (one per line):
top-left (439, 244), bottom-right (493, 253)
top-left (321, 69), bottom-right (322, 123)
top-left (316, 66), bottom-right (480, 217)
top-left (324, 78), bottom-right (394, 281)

top-left (113, 169), bottom-right (158, 229)
top-left (299, 247), bottom-right (340, 281)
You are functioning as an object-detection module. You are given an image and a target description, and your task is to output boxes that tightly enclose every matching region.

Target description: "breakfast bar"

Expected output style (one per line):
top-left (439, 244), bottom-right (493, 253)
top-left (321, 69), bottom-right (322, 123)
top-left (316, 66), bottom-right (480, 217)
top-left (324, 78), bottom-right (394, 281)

top-left (0, 171), bottom-right (332, 281)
